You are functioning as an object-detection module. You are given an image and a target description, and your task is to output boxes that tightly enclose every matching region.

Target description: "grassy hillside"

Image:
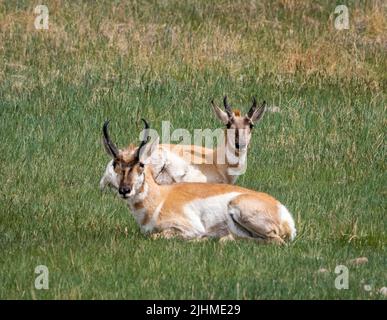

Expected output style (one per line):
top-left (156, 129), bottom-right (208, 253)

top-left (0, 0), bottom-right (385, 299)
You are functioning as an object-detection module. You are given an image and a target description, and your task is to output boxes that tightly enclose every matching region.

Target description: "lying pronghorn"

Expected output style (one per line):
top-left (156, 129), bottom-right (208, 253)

top-left (100, 96), bottom-right (266, 189)
top-left (102, 120), bottom-right (296, 244)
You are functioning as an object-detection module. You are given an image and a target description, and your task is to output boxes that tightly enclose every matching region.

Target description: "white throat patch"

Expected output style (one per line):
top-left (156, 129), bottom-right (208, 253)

top-left (128, 179), bottom-right (148, 204)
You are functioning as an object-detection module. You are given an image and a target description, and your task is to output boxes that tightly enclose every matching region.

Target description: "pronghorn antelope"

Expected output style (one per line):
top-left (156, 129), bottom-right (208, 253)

top-left (100, 96), bottom-right (266, 190)
top-left (102, 120), bottom-right (296, 244)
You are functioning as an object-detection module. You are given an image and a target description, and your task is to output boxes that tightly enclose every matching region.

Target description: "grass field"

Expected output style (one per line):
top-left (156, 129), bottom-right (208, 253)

top-left (0, 0), bottom-right (386, 299)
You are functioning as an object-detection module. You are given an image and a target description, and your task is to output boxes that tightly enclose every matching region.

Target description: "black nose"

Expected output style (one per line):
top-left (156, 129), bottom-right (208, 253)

top-left (119, 187), bottom-right (131, 195)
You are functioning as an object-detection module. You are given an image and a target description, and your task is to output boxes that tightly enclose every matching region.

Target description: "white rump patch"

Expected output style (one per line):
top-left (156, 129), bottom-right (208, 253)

top-left (279, 204), bottom-right (297, 241)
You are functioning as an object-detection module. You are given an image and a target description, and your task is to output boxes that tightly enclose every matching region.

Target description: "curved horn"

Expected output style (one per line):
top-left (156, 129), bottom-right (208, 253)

top-left (223, 95), bottom-right (233, 118)
top-left (247, 96), bottom-right (258, 119)
top-left (136, 118), bottom-right (150, 159)
top-left (102, 120), bottom-right (119, 158)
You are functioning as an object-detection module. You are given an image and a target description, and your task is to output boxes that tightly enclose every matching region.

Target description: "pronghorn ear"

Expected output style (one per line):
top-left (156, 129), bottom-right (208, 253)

top-left (248, 100), bottom-right (267, 123)
top-left (211, 99), bottom-right (230, 125)
top-left (139, 136), bottom-right (160, 164)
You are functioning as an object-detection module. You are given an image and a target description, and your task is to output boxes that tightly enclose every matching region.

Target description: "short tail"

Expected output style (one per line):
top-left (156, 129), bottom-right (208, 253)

top-left (278, 204), bottom-right (297, 241)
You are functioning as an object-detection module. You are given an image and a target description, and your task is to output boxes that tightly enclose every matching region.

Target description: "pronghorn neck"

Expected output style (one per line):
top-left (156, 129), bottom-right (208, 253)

top-left (126, 167), bottom-right (164, 231)
top-left (128, 167), bottom-right (161, 205)
top-left (128, 182), bottom-right (149, 205)
top-left (225, 143), bottom-right (247, 184)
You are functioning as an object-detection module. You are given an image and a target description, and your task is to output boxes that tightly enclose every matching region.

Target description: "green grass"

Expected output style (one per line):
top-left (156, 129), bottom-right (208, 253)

top-left (0, 0), bottom-right (386, 299)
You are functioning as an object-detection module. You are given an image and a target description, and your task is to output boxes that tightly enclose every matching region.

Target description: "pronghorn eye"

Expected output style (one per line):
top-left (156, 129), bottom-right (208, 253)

top-left (249, 123), bottom-right (255, 129)
top-left (226, 123), bottom-right (231, 129)
top-left (139, 162), bottom-right (144, 168)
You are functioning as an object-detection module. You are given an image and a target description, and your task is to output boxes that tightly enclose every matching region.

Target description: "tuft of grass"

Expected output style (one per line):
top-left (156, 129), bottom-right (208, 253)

top-left (0, 1), bottom-right (385, 299)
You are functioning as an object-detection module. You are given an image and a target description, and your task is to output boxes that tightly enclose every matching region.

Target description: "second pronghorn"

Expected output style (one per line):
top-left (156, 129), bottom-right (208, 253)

top-left (102, 120), bottom-right (296, 244)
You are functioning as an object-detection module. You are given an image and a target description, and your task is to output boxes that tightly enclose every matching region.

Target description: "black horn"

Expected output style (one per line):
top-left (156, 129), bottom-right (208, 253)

top-left (248, 99), bottom-right (266, 122)
top-left (102, 120), bottom-right (119, 158)
top-left (223, 95), bottom-right (233, 118)
top-left (136, 118), bottom-right (150, 160)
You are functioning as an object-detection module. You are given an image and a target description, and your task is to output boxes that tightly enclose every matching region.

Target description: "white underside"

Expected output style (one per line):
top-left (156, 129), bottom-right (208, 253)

top-left (182, 195), bottom-right (296, 240)
top-left (181, 192), bottom-right (241, 238)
